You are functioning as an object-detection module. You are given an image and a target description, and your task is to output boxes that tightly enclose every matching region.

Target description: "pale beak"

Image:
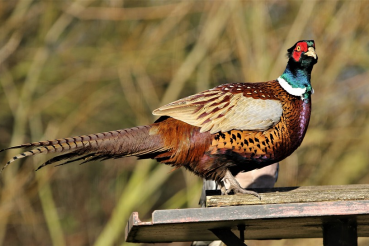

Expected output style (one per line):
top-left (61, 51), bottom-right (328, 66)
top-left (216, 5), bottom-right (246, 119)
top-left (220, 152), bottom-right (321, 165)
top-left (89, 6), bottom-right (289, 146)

top-left (305, 47), bottom-right (317, 59)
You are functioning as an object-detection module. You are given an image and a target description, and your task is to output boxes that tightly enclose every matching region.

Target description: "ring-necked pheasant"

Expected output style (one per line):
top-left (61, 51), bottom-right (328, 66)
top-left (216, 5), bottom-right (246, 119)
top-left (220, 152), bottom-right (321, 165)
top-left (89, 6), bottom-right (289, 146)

top-left (1, 40), bottom-right (317, 197)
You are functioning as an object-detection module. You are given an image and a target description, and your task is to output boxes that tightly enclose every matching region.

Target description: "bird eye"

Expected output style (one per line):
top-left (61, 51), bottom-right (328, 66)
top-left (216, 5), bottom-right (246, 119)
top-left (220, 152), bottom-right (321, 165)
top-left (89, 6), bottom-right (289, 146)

top-left (296, 46), bottom-right (301, 51)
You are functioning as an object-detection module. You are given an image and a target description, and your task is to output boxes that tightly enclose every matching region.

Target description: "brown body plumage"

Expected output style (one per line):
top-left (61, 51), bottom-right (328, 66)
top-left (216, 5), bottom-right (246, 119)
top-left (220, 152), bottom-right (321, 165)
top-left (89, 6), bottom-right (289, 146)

top-left (153, 80), bottom-right (310, 182)
top-left (1, 40), bottom-right (318, 195)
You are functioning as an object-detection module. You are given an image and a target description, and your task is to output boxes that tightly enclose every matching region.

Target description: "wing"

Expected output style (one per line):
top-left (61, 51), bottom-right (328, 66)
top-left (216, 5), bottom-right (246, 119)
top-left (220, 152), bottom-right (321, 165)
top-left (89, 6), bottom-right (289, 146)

top-left (153, 84), bottom-right (283, 134)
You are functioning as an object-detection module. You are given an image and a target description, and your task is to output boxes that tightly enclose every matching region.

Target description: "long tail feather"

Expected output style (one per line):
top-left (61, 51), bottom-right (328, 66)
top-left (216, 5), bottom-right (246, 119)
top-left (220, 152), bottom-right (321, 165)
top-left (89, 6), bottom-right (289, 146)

top-left (2, 125), bottom-right (166, 172)
top-left (54, 154), bottom-right (97, 168)
top-left (79, 155), bottom-right (105, 165)
top-left (34, 152), bottom-right (91, 171)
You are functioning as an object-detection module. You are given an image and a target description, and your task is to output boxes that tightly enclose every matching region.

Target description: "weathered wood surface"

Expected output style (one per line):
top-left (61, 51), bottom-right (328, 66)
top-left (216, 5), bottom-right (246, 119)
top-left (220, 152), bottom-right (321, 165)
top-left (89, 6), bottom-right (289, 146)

top-left (206, 184), bottom-right (369, 207)
top-left (125, 184), bottom-right (369, 243)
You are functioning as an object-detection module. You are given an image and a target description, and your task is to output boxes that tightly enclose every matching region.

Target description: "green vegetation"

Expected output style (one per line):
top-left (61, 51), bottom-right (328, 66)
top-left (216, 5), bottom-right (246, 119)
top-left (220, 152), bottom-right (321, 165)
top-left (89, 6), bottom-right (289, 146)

top-left (0, 1), bottom-right (368, 245)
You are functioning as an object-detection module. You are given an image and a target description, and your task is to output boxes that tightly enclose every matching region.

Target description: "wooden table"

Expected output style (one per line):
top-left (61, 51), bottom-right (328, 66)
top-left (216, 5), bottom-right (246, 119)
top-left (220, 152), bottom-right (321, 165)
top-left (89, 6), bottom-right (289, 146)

top-left (125, 184), bottom-right (369, 246)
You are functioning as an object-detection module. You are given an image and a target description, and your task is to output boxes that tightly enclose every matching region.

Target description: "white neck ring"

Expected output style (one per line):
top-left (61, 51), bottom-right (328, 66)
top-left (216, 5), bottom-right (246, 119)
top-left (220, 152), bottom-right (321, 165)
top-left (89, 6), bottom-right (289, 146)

top-left (277, 77), bottom-right (307, 97)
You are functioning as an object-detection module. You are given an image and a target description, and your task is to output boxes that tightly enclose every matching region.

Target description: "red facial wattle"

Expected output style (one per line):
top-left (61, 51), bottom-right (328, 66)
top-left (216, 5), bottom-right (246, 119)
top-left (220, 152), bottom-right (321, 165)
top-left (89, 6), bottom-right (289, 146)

top-left (292, 42), bottom-right (308, 62)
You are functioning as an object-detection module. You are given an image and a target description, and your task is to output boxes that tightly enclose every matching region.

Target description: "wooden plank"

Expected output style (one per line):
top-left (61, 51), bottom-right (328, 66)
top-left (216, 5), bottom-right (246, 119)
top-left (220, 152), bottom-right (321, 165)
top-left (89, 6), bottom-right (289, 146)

top-left (206, 184), bottom-right (369, 207)
top-left (125, 199), bottom-right (369, 243)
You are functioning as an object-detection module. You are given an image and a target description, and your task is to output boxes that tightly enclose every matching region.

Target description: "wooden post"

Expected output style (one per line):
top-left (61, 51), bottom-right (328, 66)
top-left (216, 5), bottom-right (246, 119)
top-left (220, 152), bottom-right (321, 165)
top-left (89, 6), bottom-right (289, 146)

top-left (323, 218), bottom-right (357, 246)
top-left (210, 228), bottom-right (248, 246)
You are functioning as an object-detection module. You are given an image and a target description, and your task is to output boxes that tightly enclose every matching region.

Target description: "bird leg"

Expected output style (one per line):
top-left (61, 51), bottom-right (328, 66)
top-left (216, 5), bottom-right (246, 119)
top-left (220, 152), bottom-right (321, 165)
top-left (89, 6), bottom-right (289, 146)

top-left (220, 170), bottom-right (261, 199)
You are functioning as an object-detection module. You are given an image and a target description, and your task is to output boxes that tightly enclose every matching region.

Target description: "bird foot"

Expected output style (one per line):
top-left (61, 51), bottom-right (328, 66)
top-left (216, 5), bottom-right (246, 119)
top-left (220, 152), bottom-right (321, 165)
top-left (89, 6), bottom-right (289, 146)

top-left (221, 170), bottom-right (261, 199)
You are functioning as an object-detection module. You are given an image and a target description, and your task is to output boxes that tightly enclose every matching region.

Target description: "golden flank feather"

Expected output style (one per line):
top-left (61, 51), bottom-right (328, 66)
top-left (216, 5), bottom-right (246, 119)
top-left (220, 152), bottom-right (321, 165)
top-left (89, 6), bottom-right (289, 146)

top-left (153, 89), bottom-right (283, 134)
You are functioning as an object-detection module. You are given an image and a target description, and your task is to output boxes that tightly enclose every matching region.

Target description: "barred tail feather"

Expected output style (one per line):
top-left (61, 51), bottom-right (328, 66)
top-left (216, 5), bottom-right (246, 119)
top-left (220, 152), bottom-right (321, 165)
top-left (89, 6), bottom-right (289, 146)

top-left (2, 145), bottom-right (61, 172)
top-left (1, 125), bottom-right (166, 172)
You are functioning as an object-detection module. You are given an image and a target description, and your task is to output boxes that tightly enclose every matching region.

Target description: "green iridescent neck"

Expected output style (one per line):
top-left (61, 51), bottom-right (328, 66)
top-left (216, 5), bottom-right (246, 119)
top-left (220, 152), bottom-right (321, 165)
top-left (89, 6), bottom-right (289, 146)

top-left (280, 63), bottom-right (313, 100)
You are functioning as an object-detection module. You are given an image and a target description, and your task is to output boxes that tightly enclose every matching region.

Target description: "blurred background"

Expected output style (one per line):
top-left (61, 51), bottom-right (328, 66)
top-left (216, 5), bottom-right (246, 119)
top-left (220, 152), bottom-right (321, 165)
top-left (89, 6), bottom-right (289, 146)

top-left (0, 0), bottom-right (369, 245)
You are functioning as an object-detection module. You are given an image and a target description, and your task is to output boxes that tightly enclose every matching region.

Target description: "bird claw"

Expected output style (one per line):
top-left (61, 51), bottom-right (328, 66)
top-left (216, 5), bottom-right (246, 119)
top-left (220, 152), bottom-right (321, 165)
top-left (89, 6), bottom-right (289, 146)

top-left (220, 170), bottom-right (261, 200)
top-left (226, 186), bottom-right (261, 199)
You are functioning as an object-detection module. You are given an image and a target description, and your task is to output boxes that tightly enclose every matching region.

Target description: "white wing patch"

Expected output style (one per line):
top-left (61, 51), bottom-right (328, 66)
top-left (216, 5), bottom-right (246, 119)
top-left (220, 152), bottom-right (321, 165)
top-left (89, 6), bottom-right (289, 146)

top-left (153, 90), bottom-right (283, 134)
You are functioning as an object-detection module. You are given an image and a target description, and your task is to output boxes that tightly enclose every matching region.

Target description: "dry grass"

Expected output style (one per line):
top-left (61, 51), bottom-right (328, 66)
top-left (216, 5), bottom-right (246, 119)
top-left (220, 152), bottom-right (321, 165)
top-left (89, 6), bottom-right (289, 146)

top-left (0, 1), bottom-right (369, 245)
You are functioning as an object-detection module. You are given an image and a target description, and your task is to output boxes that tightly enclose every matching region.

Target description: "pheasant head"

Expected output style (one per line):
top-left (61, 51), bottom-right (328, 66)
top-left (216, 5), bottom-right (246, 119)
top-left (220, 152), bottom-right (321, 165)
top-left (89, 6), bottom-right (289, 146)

top-left (278, 40), bottom-right (318, 100)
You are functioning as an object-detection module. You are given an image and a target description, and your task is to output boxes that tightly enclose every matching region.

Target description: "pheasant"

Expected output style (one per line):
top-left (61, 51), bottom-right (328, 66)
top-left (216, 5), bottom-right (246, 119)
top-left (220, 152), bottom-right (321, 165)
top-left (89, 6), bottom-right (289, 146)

top-left (0, 40), bottom-right (317, 196)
